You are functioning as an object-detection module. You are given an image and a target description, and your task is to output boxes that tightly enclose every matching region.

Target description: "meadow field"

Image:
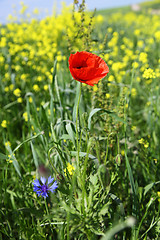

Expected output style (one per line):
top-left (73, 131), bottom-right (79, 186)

top-left (0, 0), bottom-right (160, 239)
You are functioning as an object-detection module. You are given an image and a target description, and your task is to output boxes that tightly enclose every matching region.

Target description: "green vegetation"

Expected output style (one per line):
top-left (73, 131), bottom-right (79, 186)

top-left (0, 0), bottom-right (160, 239)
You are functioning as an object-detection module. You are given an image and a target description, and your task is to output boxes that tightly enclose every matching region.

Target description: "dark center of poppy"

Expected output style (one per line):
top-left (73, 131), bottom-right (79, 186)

top-left (74, 60), bottom-right (88, 69)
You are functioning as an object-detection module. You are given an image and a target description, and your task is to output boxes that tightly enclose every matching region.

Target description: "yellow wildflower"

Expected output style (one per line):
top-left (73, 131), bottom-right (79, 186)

top-left (33, 84), bottom-right (40, 92)
top-left (23, 112), bottom-right (28, 122)
top-left (13, 88), bottom-right (21, 97)
top-left (44, 85), bottom-right (49, 91)
top-left (1, 120), bottom-right (7, 128)
top-left (64, 163), bottom-right (75, 176)
top-left (105, 93), bottom-right (110, 99)
top-left (131, 126), bottom-right (136, 131)
top-left (132, 62), bottom-right (139, 69)
top-left (5, 141), bottom-right (11, 147)
top-left (138, 138), bottom-right (144, 144)
top-left (108, 75), bottom-right (114, 82)
top-left (93, 85), bottom-right (98, 92)
top-left (143, 68), bottom-right (156, 79)
top-left (131, 88), bottom-right (137, 97)
top-left (29, 97), bottom-right (33, 103)
top-left (17, 97), bottom-right (23, 103)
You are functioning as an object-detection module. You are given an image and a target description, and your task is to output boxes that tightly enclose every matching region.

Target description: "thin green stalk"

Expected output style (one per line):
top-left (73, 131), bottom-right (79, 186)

top-left (48, 147), bottom-right (59, 175)
top-left (76, 82), bottom-right (82, 167)
top-left (44, 199), bottom-right (54, 234)
top-left (44, 198), bottom-right (49, 215)
top-left (67, 211), bottom-right (70, 240)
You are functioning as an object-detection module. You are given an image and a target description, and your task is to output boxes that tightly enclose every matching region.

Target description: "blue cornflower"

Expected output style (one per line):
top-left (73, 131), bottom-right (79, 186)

top-left (33, 176), bottom-right (58, 198)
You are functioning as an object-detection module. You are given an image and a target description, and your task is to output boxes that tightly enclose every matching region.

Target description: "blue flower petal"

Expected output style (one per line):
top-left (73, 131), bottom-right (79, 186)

top-left (33, 179), bottom-right (41, 187)
top-left (40, 176), bottom-right (46, 185)
top-left (33, 186), bottom-right (40, 191)
top-left (48, 176), bottom-right (54, 184)
top-left (41, 192), bottom-right (48, 198)
top-left (49, 181), bottom-right (58, 192)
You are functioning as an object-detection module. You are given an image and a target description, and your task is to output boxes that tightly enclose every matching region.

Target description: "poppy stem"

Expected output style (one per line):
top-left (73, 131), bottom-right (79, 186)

top-left (76, 82), bottom-right (82, 167)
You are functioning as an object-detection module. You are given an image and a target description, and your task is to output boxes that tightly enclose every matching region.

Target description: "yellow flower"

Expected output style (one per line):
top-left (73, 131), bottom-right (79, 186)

top-left (121, 150), bottom-right (125, 156)
top-left (48, 109), bottom-right (51, 115)
top-left (33, 84), bottom-right (40, 92)
top-left (44, 85), bottom-right (49, 91)
top-left (29, 96), bottom-right (33, 103)
top-left (9, 84), bottom-right (14, 91)
top-left (157, 191), bottom-right (160, 202)
top-left (108, 75), bottom-right (114, 82)
top-left (104, 53), bottom-right (109, 61)
top-left (13, 88), bottom-right (21, 97)
top-left (37, 76), bottom-right (42, 82)
top-left (96, 15), bottom-right (104, 23)
top-left (125, 103), bottom-right (128, 108)
top-left (64, 163), bottom-right (75, 176)
top-left (131, 88), bottom-right (137, 97)
top-left (6, 153), bottom-right (15, 163)
top-left (131, 126), bottom-right (136, 131)
top-left (143, 68), bottom-right (156, 79)
top-left (154, 159), bottom-right (157, 164)
top-left (57, 55), bottom-right (63, 62)
top-left (134, 29), bottom-right (140, 36)
top-left (132, 62), bottom-right (139, 69)
top-left (137, 40), bottom-right (144, 48)
top-left (155, 31), bottom-right (160, 41)
top-left (17, 97), bottom-right (23, 103)
top-left (139, 52), bottom-right (148, 63)
top-left (23, 112), bottom-right (28, 122)
top-left (146, 101), bottom-right (151, 106)
top-left (1, 120), bottom-right (7, 128)
top-left (105, 93), bottom-right (110, 99)
top-left (144, 142), bottom-right (149, 148)
top-left (5, 141), bottom-right (11, 147)
top-left (138, 138), bottom-right (144, 144)
top-left (93, 85), bottom-right (98, 92)
top-left (107, 27), bottom-right (113, 33)
top-left (4, 86), bottom-right (9, 92)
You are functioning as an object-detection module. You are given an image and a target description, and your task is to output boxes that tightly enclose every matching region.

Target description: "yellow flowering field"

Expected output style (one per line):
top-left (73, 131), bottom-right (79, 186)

top-left (0, 0), bottom-right (160, 239)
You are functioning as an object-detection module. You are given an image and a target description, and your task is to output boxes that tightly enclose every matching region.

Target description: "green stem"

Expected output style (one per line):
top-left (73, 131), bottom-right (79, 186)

top-left (44, 198), bottom-right (54, 234)
top-left (76, 82), bottom-right (82, 167)
top-left (44, 198), bottom-right (49, 215)
top-left (48, 147), bottom-right (59, 175)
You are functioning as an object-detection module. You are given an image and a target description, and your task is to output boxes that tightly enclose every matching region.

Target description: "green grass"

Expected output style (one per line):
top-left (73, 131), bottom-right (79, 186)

top-left (0, 0), bottom-right (160, 239)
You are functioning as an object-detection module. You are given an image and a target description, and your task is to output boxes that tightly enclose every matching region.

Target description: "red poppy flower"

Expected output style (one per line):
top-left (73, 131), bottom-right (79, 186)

top-left (68, 51), bottom-right (109, 86)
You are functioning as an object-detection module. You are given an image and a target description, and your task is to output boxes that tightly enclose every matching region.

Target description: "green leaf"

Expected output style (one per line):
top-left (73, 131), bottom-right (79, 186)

top-left (0, 152), bottom-right (8, 159)
top-left (13, 131), bottom-right (44, 153)
top-left (30, 142), bottom-right (39, 168)
top-left (51, 58), bottom-right (57, 88)
top-left (144, 181), bottom-right (160, 196)
top-left (109, 193), bottom-right (125, 217)
top-left (88, 108), bottom-right (126, 130)
top-left (101, 217), bottom-right (136, 240)
top-left (66, 123), bottom-right (75, 146)
top-left (99, 203), bottom-right (110, 216)
top-left (71, 151), bottom-right (98, 161)
top-left (125, 153), bottom-right (138, 218)
top-left (6, 145), bottom-right (21, 178)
